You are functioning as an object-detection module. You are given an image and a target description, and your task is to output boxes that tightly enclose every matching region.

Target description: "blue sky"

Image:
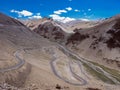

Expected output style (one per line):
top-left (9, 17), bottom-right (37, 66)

top-left (0, 0), bottom-right (120, 22)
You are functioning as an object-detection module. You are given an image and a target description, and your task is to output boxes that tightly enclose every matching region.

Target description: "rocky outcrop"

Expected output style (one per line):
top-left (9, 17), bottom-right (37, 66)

top-left (34, 21), bottom-right (66, 42)
top-left (106, 19), bottom-right (120, 48)
top-left (0, 13), bottom-right (48, 88)
top-left (65, 15), bottom-right (120, 70)
top-left (21, 17), bottom-right (53, 30)
top-left (66, 31), bottom-right (89, 45)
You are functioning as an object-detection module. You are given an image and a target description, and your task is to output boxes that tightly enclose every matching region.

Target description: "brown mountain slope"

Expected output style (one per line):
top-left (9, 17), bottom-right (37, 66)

top-left (0, 13), bottom-right (91, 90)
top-left (66, 15), bottom-right (120, 70)
top-left (33, 21), bottom-right (68, 42)
top-left (20, 14), bottom-right (120, 89)
top-left (0, 13), bottom-right (58, 89)
top-left (0, 13), bottom-right (24, 26)
top-left (23, 14), bottom-right (120, 70)
top-left (22, 18), bottom-right (69, 43)
top-left (21, 17), bottom-right (52, 30)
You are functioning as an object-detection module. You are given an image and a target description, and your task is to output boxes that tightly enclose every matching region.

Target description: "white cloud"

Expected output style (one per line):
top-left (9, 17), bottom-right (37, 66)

top-left (54, 10), bottom-right (67, 15)
top-left (88, 9), bottom-right (91, 11)
top-left (50, 7), bottom-right (74, 23)
top-left (49, 14), bottom-right (65, 20)
top-left (49, 14), bottom-right (75, 23)
top-left (66, 7), bottom-right (72, 11)
top-left (84, 13), bottom-right (87, 16)
top-left (28, 13), bottom-right (42, 19)
top-left (36, 13), bottom-right (40, 16)
top-left (74, 9), bottom-right (80, 12)
top-left (63, 17), bottom-right (75, 23)
top-left (10, 9), bottom-right (42, 19)
top-left (53, 7), bottom-right (72, 15)
top-left (10, 9), bottom-right (33, 17)
top-left (80, 18), bottom-right (90, 21)
top-left (28, 15), bottom-right (42, 19)
top-left (49, 14), bottom-right (90, 22)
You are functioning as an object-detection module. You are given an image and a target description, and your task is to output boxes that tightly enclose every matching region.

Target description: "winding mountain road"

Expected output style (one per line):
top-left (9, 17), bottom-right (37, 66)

top-left (1, 44), bottom-right (119, 85)
top-left (0, 49), bottom-right (25, 73)
top-left (50, 58), bottom-right (83, 85)
top-left (69, 60), bottom-right (87, 85)
top-left (50, 44), bottom-right (120, 85)
top-left (50, 45), bottom-right (89, 86)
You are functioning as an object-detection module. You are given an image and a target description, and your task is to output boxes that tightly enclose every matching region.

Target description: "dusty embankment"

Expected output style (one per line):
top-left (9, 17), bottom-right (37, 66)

top-left (0, 48), bottom-right (31, 88)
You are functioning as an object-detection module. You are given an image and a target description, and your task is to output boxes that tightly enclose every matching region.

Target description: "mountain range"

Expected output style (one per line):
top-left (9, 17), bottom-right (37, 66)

top-left (0, 12), bottom-right (120, 90)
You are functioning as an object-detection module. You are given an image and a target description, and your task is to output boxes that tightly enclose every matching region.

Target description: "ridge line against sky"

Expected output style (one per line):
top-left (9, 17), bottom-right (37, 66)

top-left (0, 0), bottom-right (120, 23)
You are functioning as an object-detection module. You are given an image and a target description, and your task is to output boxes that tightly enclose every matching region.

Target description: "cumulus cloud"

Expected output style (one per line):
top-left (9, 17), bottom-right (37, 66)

top-left (74, 9), bottom-right (80, 12)
top-left (10, 9), bottom-right (42, 19)
top-left (49, 14), bottom-right (75, 23)
top-left (28, 15), bottom-right (42, 19)
top-left (54, 10), bottom-right (67, 15)
top-left (63, 17), bottom-right (75, 23)
top-left (28, 13), bottom-right (42, 19)
top-left (66, 7), bottom-right (72, 11)
top-left (84, 13), bottom-right (87, 16)
top-left (80, 18), bottom-right (90, 21)
top-left (53, 7), bottom-right (73, 15)
top-left (88, 8), bottom-right (91, 11)
top-left (10, 9), bottom-right (33, 17)
top-left (50, 7), bottom-right (74, 23)
top-left (36, 13), bottom-right (40, 16)
top-left (49, 14), bottom-right (65, 20)
top-left (49, 14), bottom-right (90, 23)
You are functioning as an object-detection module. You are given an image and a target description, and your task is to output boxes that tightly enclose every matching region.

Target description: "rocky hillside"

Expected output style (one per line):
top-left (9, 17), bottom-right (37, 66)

top-left (0, 13), bottom-right (24, 26)
top-left (0, 13), bottom-right (78, 90)
top-left (0, 13), bottom-right (52, 88)
top-left (106, 18), bottom-right (120, 48)
top-left (22, 18), bottom-right (68, 43)
top-left (2, 13), bottom-right (120, 90)
top-left (23, 15), bottom-right (120, 70)
top-left (21, 17), bottom-right (52, 30)
top-left (23, 18), bottom-right (101, 44)
top-left (33, 21), bottom-right (68, 42)
top-left (66, 15), bottom-right (120, 70)
top-left (65, 20), bottom-right (102, 32)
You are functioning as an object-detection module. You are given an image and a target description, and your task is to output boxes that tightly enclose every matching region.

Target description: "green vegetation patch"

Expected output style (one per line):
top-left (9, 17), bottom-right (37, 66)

top-left (82, 62), bottom-right (115, 84)
top-left (89, 61), bottom-right (120, 82)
